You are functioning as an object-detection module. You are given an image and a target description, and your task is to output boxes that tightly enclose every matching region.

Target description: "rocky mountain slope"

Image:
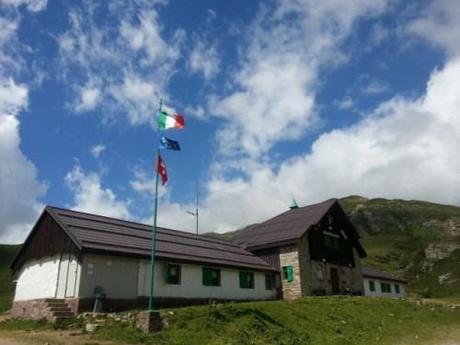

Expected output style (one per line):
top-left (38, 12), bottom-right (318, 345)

top-left (340, 196), bottom-right (460, 298)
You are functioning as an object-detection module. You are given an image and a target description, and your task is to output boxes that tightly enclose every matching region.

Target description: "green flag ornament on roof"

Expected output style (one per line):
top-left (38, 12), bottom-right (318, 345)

top-left (289, 198), bottom-right (299, 209)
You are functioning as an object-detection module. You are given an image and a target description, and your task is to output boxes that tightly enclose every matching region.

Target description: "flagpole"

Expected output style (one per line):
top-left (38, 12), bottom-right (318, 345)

top-left (196, 180), bottom-right (199, 235)
top-left (148, 98), bottom-right (162, 312)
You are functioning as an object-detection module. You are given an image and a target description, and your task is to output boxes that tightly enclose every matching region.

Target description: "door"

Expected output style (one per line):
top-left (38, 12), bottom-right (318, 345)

top-left (65, 257), bottom-right (78, 297)
top-left (330, 268), bottom-right (339, 294)
top-left (56, 255), bottom-right (68, 298)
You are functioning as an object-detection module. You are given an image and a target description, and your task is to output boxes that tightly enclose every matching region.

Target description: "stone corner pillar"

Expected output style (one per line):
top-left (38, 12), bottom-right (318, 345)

top-left (135, 310), bottom-right (163, 333)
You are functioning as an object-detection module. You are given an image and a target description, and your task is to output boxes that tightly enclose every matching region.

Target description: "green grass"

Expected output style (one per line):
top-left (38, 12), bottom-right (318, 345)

top-left (91, 297), bottom-right (460, 345)
top-left (0, 244), bottom-right (21, 312)
top-left (0, 318), bottom-right (52, 332)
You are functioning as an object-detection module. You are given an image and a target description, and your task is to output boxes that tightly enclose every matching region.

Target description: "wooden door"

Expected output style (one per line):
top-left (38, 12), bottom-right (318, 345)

top-left (330, 267), bottom-right (339, 294)
top-left (65, 257), bottom-right (78, 297)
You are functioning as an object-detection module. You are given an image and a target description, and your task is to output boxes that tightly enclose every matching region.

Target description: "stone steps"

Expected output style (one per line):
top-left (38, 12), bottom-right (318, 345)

top-left (44, 299), bottom-right (75, 322)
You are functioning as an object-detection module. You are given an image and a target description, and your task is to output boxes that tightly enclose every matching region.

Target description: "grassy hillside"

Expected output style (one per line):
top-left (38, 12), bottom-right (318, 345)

top-left (0, 244), bottom-right (21, 312)
top-left (339, 196), bottom-right (460, 298)
top-left (90, 297), bottom-right (460, 345)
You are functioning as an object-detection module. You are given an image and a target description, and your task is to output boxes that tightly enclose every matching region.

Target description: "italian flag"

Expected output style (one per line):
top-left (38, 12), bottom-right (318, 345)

top-left (158, 111), bottom-right (185, 130)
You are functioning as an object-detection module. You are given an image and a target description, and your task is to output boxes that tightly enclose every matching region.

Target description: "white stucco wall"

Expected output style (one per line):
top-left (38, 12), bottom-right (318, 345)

top-left (363, 277), bottom-right (406, 297)
top-left (138, 260), bottom-right (277, 300)
top-left (14, 256), bottom-right (60, 301)
top-left (14, 254), bottom-right (82, 301)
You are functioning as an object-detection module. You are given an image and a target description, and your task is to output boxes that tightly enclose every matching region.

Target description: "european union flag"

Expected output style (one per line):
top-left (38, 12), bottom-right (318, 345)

top-left (159, 136), bottom-right (181, 151)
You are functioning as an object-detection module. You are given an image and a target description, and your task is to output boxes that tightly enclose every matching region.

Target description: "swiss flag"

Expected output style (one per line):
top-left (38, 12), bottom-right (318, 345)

top-left (156, 154), bottom-right (168, 185)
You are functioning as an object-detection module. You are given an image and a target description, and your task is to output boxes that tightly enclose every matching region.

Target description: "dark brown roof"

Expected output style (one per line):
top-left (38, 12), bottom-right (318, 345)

top-left (43, 206), bottom-right (277, 272)
top-left (362, 267), bottom-right (408, 284)
top-left (232, 199), bottom-right (337, 249)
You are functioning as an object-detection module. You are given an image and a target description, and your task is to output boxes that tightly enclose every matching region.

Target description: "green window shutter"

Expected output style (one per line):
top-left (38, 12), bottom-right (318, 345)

top-left (265, 273), bottom-right (273, 290)
top-left (239, 271), bottom-right (245, 288)
top-left (369, 280), bottom-right (375, 292)
top-left (164, 263), bottom-right (169, 283)
top-left (203, 268), bottom-right (220, 286)
top-left (282, 266), bottom-right (294, 282)
top-left (240, 272), bottom-right (254, 289)
top-left (203, 268), bottom-right (210, 286)
top-left (287, 266), bottom-right (294, 282)
top-left (166, 264), bottom-right (180, 285)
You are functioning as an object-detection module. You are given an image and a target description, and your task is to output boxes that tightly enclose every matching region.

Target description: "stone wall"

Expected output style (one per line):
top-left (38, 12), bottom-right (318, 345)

top-left (297, 235), bottom-right (364, 296)
top-left (279, 245), bottom-right (302, 299)
top-left (11, 299), bottom-right (54, 322)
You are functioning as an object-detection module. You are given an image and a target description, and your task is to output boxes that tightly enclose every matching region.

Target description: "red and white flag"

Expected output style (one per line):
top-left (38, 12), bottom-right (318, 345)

top-left (156, 154), bottom-right (168, 185)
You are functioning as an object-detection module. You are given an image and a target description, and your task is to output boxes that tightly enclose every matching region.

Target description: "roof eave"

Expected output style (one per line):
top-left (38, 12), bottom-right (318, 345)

top-left (246, 238), bottom-right (299, 251)
top-left (81, 247), bottom-right (279, 272)
top-left (363, 273), bottom-right (408, 284)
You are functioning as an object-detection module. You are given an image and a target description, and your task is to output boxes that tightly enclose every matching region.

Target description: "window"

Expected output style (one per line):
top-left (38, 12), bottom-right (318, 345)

top-left (369, 280), bottom-right (375, 292)
top-left (166, 264), bottom-right (181, 285)
top-left (239, 271), bottom-right (255, 289)
top-left (381, 282), bottom-right (392, 293)
top-left (394, 284), bottom-right (400, 294)
top-left (265, 273), bottom-right (275, 290)
top-left (282, 266), bottom-right (294, 282)
top-left (316, 265), bottom-right (324, 280)
top-left (203, 267), bottom-right (220, 286)
top-left (86, 263), bottom-right (94, 276)
top-left (324, 231), bottom-right (340, 250)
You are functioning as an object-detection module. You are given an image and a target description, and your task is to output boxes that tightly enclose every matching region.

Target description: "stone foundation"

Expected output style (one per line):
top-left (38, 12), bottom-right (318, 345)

top-left (14, 296), bottom-right (276, 316)
top-left (12, 299), bottom-right (53, 322)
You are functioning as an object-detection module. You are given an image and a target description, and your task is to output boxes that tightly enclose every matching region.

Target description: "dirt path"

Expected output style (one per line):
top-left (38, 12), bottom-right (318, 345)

top-left (0, 330), bottom-right (115, 345)
top-left (1, 325), bottom-right (459, 345)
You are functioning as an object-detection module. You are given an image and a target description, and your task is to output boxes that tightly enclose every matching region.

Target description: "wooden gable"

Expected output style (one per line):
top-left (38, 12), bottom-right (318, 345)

top-left (307, 201), bottom-right (365, 267)
top-left (10, 210), bottom-right (81, 273)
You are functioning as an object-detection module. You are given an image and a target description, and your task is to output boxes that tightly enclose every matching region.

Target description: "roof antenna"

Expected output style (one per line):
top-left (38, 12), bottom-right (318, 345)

top-left (186, 180), bottom-right (199, 235)
top-left (289, 197), bottom-right (299, 209)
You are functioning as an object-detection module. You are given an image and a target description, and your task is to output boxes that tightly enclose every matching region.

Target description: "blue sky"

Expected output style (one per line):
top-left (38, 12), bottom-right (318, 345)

top-left (1, 0), bottom-right (460, 243)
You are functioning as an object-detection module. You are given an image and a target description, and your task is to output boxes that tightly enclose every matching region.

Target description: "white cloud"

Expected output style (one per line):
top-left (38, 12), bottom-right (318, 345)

top-left (0, 80), bottom-right (47, 244)
top-left (146, 1), bottom-right (460, 236)
top-left (162, 56), bottom-right (460, 234)
top-left (130, 168), bottom-right (157, 196)
top-left (360, 79), bottom-right (390, 95)
top-left (119, 9), bottom-right (180, 64)
top-left (0, 78), bottom-right (27, 113)
top-left (185, 104), bottom-right (205, 119)
top-left (2, 0), bottom-right (47, 12)
top-left (76, 84), bottom-right (101, 112)
top-left (65, 163), bottom-right (132, 220)
top-left (407, 0), bottom-right (460, 56)
top-left (210, 0), bottom-right (390, 158)
top-left (188, 38), bottom-right (220, 80)
top-left (57, 3), bottom-right (184, 125)
top-left (89, 144), bottom-right (106, 158)
top-left (0, 6), bottom-right (48, 244)
top-left (337, 96), bottom-right (355, 110)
